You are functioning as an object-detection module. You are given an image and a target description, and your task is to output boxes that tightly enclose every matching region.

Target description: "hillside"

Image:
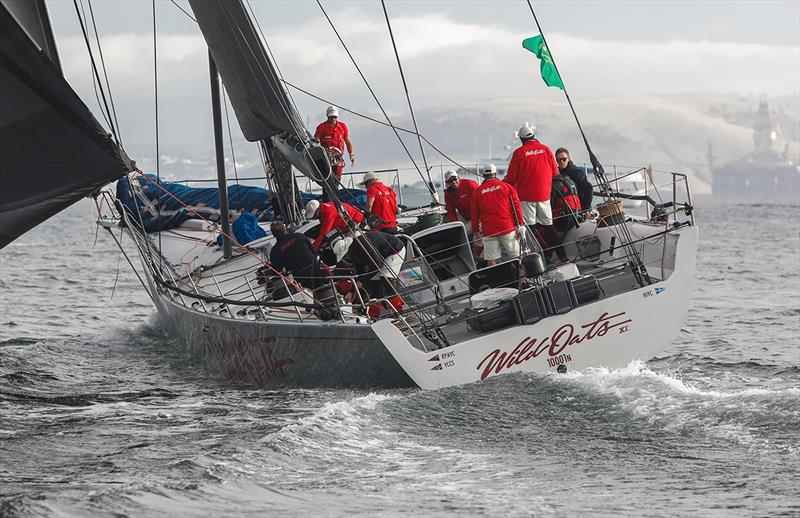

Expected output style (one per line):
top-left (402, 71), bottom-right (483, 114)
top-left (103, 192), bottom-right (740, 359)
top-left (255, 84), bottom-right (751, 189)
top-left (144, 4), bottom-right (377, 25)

top-left (132, 93), bottom-right (800, 195)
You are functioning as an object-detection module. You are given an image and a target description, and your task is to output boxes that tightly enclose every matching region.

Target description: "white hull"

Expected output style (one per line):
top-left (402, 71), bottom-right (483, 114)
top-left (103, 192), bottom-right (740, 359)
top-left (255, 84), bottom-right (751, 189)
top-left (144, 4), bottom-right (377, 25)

top-left (371, 226), bottom-right (697, 389)
top-left (120, 193), bottom-right (697, 390)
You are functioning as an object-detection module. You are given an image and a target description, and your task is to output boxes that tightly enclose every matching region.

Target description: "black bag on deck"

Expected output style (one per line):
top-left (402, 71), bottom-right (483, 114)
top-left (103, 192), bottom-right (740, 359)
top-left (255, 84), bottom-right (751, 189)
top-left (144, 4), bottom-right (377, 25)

top-left (513, 288), bottom-right (548, 325)
top-left (543, 281), bottom-right (577, 315)
top-left (570, 275), bottom-right (601, 305)
top-left (468, 260), bottom-right (520, 294)
top-left (465, 302), bottom-right (517, 333)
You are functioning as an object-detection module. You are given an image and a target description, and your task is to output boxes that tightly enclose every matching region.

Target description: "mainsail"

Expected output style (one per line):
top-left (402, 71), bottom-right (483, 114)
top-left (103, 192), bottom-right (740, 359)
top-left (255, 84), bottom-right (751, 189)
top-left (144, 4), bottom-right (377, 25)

top-left (188, 0), bottom-right (331, 185)
top-left (0, 2), bottom-right (133, 248)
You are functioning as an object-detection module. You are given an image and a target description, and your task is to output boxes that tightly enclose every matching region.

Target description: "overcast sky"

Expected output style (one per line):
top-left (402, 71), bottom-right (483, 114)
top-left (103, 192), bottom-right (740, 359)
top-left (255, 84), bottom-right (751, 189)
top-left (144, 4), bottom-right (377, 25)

top-left (45, 0), bottom-right (800, 156)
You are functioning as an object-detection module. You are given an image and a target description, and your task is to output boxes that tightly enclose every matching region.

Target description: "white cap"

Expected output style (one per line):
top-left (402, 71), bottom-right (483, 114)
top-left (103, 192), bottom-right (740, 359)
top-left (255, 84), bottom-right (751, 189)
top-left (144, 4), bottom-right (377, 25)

top-left (359, 171), bottom-right (379, 185)
top-left (326, 105), bottom-right (339, 118)
top-left (305, 199), bottom-right (320, 219)
top-left (518, 125), bottom-right (535, 140)
top-left (444, 170), bottom-right (458, 181)
top-left (482, 163), bottom-right (497, 176)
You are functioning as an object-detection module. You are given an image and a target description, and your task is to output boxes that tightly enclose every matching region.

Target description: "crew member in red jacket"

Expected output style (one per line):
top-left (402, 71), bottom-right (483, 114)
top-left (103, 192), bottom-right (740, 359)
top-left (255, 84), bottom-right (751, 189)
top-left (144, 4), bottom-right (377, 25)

top-left (504, 125), bottom-right (567, 262)
top-left (471, 163), bottom-right (525, 266)
top-left (305, 199), bottom-right (363, 251)
top-left (360, 171), bottom-right (398, 233)
top-left (444, 170), bottom-right (478, 233)
top-left (313, 106), bottom-right (354, 182)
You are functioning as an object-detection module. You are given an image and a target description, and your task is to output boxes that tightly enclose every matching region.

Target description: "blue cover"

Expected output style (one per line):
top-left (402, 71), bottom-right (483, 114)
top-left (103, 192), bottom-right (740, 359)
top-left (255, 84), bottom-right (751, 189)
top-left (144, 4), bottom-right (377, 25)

top-left (116, 175), bottom-right (374, 233)
top-left (216, 212), bottom-right (266, 246)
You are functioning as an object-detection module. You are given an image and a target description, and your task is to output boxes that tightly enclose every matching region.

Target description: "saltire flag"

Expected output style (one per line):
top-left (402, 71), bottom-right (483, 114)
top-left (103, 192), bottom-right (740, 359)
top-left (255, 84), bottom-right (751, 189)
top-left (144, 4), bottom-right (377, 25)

top-left (522, 35), bottom-right (564, 90)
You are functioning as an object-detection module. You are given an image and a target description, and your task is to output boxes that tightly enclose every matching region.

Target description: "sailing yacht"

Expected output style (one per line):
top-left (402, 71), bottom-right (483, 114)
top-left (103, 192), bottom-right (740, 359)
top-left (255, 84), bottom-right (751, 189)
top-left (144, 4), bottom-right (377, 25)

top-left (0, 0), bottom-right (698, 389)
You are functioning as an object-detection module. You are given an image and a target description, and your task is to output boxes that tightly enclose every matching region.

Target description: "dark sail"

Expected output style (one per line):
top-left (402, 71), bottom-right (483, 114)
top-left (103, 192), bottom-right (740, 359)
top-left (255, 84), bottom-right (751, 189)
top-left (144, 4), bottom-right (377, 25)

top-left (188, 0), bottom-right (330, 184)
top-left (0, 0), bottom-right (61, 73)
top-left (0, 4), bottom-right (133, 248)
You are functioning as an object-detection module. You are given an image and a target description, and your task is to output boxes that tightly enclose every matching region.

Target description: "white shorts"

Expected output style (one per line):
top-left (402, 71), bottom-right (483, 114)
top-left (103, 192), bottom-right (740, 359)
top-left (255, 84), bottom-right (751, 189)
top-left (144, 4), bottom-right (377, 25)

top-left (373, 247), bottom-right (406, 280)
top-left (482, 231), bottom-right (519, 261)
top-left (521, 200), bottom-right (553, 226)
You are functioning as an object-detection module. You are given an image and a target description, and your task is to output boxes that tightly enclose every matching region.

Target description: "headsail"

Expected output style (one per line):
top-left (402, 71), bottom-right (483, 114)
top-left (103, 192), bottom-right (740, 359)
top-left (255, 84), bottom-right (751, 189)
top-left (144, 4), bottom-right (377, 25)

top-left (188, 0), bottom-right (331, 185)
top-left (0, 3), bottom-right (133, 248)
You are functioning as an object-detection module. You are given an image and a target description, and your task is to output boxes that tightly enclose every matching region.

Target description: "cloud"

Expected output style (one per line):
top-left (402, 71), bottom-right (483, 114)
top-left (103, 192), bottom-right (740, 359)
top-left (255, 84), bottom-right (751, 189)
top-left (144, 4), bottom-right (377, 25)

top-left (55, 9), bottom-right (799, 153)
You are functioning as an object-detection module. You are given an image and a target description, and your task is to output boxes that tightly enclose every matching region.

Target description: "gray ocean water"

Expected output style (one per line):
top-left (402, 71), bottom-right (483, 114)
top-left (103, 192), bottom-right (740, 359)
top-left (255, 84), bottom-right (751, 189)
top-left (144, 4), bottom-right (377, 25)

top-left (1, 198), bottom-right (798, 517)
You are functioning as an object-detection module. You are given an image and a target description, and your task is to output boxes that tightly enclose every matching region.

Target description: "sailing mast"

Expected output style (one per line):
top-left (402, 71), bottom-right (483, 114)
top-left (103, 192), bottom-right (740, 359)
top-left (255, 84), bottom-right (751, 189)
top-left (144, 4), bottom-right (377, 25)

top-left (208, 52), bottom-right (233, 258)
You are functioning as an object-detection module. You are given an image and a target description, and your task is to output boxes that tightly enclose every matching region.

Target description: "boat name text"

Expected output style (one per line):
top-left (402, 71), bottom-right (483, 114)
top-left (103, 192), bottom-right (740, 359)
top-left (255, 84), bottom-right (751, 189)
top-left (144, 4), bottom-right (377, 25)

top-left (476, 311), bottom-right (632, 380)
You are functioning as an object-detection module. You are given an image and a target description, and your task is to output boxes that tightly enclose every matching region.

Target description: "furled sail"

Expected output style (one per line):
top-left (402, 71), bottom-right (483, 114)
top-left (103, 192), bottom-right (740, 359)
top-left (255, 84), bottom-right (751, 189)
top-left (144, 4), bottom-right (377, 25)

top-left (188, 0), bottom-right (331, 185)
top-left (0, 3), bottom-right (133, 248)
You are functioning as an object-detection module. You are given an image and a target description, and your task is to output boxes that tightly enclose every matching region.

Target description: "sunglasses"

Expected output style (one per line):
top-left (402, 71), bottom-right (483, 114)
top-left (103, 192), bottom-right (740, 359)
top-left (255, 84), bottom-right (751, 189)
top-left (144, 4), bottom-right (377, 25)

top-left (446, 177), bottom-right (458, 183)
top-left (557, 157), bottom-right (569, 162)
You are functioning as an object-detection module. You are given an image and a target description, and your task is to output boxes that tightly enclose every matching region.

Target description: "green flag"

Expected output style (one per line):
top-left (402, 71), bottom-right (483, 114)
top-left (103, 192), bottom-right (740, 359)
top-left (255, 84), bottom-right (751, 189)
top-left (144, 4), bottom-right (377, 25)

top-left (522, 35), bottom-right (564, 90)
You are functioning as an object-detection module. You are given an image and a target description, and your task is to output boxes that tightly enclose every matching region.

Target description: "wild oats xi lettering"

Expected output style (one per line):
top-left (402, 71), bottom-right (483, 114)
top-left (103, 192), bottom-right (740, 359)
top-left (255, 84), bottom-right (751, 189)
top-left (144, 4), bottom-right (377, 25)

top-left (476, 312), bottom-right (631, 380)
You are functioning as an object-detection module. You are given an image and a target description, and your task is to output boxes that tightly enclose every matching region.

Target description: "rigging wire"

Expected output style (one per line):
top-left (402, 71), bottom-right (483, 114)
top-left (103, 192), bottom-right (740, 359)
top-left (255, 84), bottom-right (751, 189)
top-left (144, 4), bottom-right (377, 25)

top-left (315, 0), bottom-right (435, 198)
top-left (165, 0), bottom-right (474, 180)
top-left (72, 0), bottom-right (118, 144)
top-left (222, 86), bottom-right (243, 209)
top-left (524, 0), bottom-right (607, 192)
top-left (157, 1), bottom-right (439, 329)
top-left (524, 0), bottom-right (650, 286)
top-left (281, 80), bottom-right (477, 179)
top-left (379, 0), bottom-right (436, 200)
top-left (75, 0), bottom-right (153, 270)
top-left (169, 0), bottom-right (196, 22)
top-left (75, 0), bottom-right (111, 132)
top-left (86, 0), bottom-right (123, 147)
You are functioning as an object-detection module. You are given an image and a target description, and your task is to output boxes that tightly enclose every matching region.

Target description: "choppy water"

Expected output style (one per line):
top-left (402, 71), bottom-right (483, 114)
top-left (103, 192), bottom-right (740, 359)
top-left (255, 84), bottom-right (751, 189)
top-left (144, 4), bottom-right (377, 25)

top-left (1, 198), bottom-right (798, 517)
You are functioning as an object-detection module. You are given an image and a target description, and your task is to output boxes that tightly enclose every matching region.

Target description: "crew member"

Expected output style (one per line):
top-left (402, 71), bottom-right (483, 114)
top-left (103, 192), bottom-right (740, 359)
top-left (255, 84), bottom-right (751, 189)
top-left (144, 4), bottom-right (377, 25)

top-left (314, 106), bottom-right (354, 182)
top-left (504, 125), bottom-right (567, 263)
top-left (344, 231), bottom-right (406, 315)
top-left (305, 199), bottom-right (363, 251)
top-left (360, 171), bottom-right (398, 233)
top-left (444, 170), bottom-right (478, 233)
top-left (555, 147), bottom-right (593, 211)
top-left (470, 163), bottom-right (525, 266)
top-left (551, 172), bottom-right (581, 234)
top-left (268, 220), bottom-right (317, 287)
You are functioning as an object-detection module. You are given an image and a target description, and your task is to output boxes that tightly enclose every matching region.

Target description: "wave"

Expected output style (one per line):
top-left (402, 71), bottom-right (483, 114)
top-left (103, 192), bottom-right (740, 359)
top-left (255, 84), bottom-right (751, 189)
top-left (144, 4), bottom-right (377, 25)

top-left (549, 361), bottom-right (800, 453)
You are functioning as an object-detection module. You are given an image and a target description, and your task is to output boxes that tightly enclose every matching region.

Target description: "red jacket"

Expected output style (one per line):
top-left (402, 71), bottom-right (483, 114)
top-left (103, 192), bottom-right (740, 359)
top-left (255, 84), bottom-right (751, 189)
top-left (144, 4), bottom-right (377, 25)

top-left (366, 181), bottom-right (397, 230)
top-left (313, 201), bottom-right (363, 250)
top-left (504, 140), bottom-right (558, 202)
top-left (314, 120), bottom-right (349, 152)
top-left (445, 179), bottom-right (478, 222)
top-left (551, 174), bottom-right (581, 219)
top-left (471, 178), bottom-right (524, 238)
